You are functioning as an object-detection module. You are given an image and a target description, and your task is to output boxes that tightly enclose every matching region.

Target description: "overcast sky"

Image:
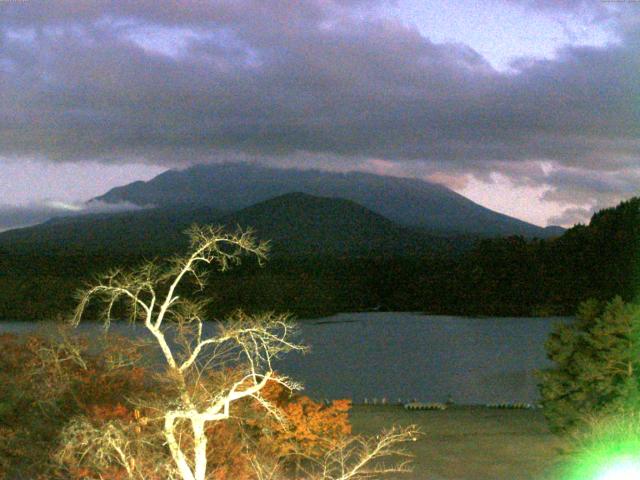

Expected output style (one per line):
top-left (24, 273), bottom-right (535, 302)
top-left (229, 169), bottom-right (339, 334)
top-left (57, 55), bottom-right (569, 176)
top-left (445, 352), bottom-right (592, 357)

top-left (1, 0), bottom-right (639, 230)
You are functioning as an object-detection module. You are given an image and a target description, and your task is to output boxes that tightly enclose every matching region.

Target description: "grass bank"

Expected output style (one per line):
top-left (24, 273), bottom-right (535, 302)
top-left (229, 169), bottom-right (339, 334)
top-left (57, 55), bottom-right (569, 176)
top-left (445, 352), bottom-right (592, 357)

top-left (349, 405), bottom-right (564, 480)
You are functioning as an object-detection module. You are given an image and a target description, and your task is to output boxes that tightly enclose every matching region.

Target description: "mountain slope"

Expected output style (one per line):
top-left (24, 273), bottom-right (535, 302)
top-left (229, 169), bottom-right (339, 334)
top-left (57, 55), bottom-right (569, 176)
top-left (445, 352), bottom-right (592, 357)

top-left (0, 205), bottom-right (220, 255)
top-left (0, 193), bottom-right (444, 256)
top-left (95, 163), bottom-right (562, 238)
top-left (218, 192), bottom-right (444, 255)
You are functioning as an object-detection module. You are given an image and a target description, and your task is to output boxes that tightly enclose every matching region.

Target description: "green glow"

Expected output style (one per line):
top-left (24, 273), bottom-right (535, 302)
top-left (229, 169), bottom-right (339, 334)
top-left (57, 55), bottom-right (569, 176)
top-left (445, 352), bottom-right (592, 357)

top-left (556, 412), bottom-right (640, 480)
top-left (594, 457), bottom-right (640, 480)
top-left (562, 445), bottom-right (640, 479)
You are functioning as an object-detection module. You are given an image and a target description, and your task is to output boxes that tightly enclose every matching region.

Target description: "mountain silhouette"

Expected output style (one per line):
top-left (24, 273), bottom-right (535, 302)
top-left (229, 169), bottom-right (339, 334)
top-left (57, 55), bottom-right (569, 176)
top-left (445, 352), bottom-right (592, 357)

top-left (94, 163), bottom-right (563, 238)
top-left (0, 193), bottom-right (451, 256)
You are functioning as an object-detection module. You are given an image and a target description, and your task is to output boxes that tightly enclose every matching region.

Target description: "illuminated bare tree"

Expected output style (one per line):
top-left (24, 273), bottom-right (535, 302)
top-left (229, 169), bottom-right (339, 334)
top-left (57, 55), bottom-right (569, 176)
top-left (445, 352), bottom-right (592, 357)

top-left (302, 425), bottom-right (420, 480)
top-left (73, 226), bottom-right (306, 480)
top-left (72, 225), bottom-right (418, 480)
top-left (247, 425), bottom-right (420, 480)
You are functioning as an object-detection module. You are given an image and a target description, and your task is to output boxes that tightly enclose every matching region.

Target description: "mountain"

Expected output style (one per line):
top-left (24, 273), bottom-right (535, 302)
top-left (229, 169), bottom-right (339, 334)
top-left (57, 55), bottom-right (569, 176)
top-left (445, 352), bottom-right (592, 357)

top-left (0, 190), bottom-right (633, 321)
top-left (217, 192), bottom-right (447, 255)
top-left (0, 193), bottom-right (446, 257)
top-left (94, 163), bottom-right (563, 238)
top-left (541, 225), bottom-right (566, 237)
top-left (0, 205), bottom-right (220, 255)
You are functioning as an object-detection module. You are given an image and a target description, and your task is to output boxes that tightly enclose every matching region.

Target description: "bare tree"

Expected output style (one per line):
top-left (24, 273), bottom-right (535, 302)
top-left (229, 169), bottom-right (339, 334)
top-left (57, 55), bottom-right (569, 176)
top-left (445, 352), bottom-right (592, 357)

top-left (297, 425), bottom-right (420, 480)
top-left (72, 225), bottom-right (418, 480)
top-left (247, 425), bottom-right (420, 480)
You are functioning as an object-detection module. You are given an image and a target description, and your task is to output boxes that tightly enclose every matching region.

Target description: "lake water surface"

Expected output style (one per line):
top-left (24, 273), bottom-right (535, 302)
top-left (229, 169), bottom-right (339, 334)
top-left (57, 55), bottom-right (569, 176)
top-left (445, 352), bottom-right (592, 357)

top-left (0, 313), bottom-right (570, 405)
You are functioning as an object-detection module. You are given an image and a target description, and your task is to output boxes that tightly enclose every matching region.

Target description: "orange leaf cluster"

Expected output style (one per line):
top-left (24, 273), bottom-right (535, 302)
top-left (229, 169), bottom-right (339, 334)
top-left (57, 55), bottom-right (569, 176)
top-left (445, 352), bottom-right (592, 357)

top-left (0, 334), bottom-right (353, 480)
top-left (254, 380), bottom-right (352, 458)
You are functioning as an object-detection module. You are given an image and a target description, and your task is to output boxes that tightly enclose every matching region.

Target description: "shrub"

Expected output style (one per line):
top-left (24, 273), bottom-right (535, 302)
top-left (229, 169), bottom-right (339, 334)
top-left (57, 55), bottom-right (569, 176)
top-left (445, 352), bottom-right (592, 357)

top-left (0, 329), bottom-right (154, 479)
top-left (538, 297), bottom-right (640, 433)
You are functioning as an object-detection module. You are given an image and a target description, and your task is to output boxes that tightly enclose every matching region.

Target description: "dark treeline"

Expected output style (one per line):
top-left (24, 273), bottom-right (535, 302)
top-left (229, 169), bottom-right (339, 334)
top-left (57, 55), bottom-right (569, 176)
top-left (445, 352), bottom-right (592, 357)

top-left (1, 197), bottom-right (638, 321)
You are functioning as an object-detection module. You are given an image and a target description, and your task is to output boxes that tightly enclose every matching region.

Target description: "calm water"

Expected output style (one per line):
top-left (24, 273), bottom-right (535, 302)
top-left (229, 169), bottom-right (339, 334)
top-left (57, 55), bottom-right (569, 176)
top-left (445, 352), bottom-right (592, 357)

top-left (0, 313), bottom-right (570, 405)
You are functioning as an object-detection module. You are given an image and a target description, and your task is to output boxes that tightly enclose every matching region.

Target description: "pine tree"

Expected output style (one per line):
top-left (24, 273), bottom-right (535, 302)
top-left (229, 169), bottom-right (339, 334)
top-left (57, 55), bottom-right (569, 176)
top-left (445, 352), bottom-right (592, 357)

top-left (538, 297), bottom-right (640, 433)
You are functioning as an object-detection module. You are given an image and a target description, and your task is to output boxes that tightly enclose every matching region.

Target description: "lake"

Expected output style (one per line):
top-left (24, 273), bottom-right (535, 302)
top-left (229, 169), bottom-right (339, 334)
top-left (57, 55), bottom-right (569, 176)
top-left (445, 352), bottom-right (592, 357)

top-left (0, 312), bottom-right (570, 405)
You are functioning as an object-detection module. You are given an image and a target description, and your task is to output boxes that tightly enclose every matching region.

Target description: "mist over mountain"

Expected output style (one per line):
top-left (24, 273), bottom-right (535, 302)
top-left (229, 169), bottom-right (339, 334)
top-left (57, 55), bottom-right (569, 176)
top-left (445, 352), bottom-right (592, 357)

top-left (95, 163), bottom-right (563, 238)
top-left (0, 205), bottom-right (220, 255)
top-left (0, 193), bottom-right (452, 257)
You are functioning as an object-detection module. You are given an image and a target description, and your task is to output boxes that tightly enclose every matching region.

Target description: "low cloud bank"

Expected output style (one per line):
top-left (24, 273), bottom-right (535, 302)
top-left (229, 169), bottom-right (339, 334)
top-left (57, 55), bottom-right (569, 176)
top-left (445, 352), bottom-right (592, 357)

top-left (0, 200), bottom-right (147, 232)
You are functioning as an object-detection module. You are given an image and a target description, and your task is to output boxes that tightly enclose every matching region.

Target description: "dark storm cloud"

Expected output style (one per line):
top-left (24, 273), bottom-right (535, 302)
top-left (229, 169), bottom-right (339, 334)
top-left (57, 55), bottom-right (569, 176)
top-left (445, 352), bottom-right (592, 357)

top-left (0, 0), bottom-right (638, 213)
top-left (541, 167), bottom-right (640, 210)
top-left (474, 157), bottom-right (640, 213)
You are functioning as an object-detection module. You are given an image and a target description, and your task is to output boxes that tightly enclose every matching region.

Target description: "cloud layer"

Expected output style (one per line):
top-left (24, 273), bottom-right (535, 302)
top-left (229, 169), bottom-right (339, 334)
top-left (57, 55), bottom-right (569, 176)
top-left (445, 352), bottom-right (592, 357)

top-left (1, 0), bottom-right (639, 224)
top-left (0, 200), bottom-right (144, 232)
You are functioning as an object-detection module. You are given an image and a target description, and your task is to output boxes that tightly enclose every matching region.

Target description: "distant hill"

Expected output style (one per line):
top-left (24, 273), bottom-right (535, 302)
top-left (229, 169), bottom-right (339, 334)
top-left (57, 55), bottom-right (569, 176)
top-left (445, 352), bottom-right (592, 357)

top-left (217, 192), bottom-right (448, 256)
top-left (0, 195), bottom-right (634, 321)
top-left (541, 225), bottom-right (566, 237)
top-left (94, 163), bottom-right (564, 238)
top-left (0, 205), bottom-right (220, 255)
top-left (0, 193), bottom-right (448, 257)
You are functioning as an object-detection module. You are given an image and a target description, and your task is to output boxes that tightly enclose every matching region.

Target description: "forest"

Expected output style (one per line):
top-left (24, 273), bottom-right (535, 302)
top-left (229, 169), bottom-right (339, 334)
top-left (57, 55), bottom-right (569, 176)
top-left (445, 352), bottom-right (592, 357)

top-left (0, 197), bottom-right (637, 321)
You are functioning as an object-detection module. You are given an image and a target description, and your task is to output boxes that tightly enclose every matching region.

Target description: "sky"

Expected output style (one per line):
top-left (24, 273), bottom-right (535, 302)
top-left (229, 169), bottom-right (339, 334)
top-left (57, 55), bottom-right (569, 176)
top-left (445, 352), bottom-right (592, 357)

top-left (0, 0), bottom-right (639, 230)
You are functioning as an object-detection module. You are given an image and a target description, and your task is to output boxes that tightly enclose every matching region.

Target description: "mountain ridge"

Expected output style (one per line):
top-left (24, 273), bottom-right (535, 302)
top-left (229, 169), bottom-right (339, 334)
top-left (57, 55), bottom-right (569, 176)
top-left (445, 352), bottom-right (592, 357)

top-left (216, 191), bottom-right (451, 255)
top-left (0, 192), bottom-right (451, 256)
top-left (94, 163), bottom-right (564, 238)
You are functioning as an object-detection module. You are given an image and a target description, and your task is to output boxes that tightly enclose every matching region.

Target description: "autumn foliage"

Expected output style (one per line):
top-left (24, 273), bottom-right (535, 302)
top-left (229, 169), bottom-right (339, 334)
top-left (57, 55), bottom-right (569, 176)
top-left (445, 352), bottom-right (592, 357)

top-left (2, 227), bottom-right (418, 480)
top-left (0, 329), bottom-right (352, 480)
top-left (0, 329), bottom-right (154, 479)
top-left (258, 381), bottom-right (352, 457)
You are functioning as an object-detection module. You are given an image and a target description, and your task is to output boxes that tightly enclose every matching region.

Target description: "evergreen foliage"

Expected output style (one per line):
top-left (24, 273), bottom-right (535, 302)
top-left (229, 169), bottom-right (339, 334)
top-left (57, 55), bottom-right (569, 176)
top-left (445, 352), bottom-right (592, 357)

top-left (538, 297), bottom-right (640, 433)
top-left (0, 196), bottom-right (637, 320)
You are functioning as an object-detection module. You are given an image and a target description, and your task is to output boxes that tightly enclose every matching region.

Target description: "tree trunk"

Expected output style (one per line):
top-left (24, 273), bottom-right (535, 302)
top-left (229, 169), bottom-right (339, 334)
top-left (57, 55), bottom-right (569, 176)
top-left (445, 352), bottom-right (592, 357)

top-left (165, 415), bottom-right (197, 480)
top-left (193, 418), bottom-right (208, 480)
